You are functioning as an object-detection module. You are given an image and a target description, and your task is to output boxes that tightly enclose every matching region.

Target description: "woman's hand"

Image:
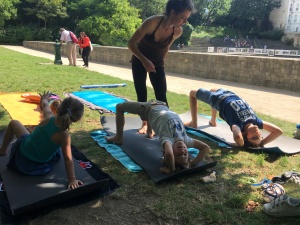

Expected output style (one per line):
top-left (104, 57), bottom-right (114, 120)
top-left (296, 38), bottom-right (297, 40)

top-left (142, 58), bottom-right (156, 73)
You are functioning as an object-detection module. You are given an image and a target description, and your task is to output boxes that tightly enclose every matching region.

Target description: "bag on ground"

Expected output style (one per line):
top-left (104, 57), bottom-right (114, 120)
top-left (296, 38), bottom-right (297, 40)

top-left (90, 41), bottom-right (93, 51)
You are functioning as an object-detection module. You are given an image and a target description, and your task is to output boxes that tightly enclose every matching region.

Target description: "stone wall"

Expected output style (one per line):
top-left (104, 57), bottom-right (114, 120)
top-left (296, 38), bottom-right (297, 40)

top-left (23, 41), bottom-right (300, 92)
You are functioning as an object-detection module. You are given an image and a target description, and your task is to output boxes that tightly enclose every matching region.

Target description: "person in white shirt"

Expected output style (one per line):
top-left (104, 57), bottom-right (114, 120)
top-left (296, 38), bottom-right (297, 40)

top-left (59, 28), bottom-right (77, 66)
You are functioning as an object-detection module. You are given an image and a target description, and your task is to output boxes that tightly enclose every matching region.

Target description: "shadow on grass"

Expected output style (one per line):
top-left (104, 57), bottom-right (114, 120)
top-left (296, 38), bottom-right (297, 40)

top-left (62, 127), bottom-right (300, 224)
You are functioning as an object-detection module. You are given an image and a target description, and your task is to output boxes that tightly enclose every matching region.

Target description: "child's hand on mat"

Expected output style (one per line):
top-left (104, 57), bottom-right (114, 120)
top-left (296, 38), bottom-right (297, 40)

top-left (68, 179), bottom-right (83, 189)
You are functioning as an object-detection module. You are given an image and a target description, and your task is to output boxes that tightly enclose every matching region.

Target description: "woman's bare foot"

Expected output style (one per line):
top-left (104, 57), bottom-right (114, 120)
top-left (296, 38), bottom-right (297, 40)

top-left (183, 120), bottom-right (197, 128)
top-left (105, 135), bottom-right (123, 145)
top-left (209, 120), bottom-right (217, 127)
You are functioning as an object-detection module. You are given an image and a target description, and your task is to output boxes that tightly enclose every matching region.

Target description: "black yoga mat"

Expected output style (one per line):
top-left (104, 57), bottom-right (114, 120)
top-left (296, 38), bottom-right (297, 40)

top-left (101, 116), bottom-right (217, 183)
top-left (179, 111), bottom-right (300, 155)
top-left (0, 130), bottom-right (119, 218)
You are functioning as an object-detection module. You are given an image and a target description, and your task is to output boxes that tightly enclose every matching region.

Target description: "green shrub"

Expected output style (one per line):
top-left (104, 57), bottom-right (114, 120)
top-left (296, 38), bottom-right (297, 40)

top-left (192, 26), bottom-right (237, 38)
top-left (258, 28), bottom-right (284, 40)
top-left (0, 25), bottom-right (54, 45)
top-left (284, 37), bottom-right (294, 45)
top-left (37, 28), bottom-right (53, 41)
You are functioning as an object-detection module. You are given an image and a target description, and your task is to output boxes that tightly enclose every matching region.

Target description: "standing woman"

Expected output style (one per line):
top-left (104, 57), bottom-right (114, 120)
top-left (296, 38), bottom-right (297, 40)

top-left (128, 0), bottom-right (194, 133)
top-left (80, 32), bottom-right (91, 67)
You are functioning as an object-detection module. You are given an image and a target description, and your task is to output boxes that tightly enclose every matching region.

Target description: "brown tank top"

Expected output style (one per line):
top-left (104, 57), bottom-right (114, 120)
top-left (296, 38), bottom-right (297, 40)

top-left (131, 17), bottom-right (175, 68)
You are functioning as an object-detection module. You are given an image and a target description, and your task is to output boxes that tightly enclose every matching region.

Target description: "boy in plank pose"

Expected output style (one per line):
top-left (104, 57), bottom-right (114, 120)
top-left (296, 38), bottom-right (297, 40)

top-left (184, 88), bottom-right (282, 148)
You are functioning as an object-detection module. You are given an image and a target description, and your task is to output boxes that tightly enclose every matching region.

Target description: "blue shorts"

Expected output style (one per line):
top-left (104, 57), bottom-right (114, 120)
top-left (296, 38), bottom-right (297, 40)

top-left (7, 134), bottom-right (61, 176)
top-left (196, 88), bottom-right (235, 111)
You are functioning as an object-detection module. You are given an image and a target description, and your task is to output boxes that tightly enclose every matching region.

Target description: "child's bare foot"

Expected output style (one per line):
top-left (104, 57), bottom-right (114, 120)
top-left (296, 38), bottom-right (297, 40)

top-left (209, 120), bottom-right (217, 127)
top-left (105, 136), bottom-right (123, 145)
top-left (138, 125), bottom-right (147, 134)
top-left (146, 130), bottom-right (155, 139)
top-left (183, 121), bottom-right (197, 128)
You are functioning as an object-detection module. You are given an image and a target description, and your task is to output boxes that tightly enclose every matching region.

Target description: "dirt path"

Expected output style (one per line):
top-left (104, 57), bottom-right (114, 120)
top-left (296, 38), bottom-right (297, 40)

top-left (2, 45), bottom-right (300, 124)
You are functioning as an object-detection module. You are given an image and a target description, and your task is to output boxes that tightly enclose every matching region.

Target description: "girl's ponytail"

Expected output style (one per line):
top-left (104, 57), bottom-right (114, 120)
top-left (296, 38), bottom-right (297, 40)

top-left (57, 97), bottom-right (84, 130)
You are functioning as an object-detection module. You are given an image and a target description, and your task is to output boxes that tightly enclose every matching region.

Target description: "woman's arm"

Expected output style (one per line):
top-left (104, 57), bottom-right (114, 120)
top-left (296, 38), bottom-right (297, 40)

top-left (190, 139), bottom-right (210, 167)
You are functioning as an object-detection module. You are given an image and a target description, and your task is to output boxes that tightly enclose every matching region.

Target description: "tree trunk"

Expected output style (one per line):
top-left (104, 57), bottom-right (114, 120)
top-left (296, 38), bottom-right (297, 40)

top-left (256, 18), bottom-right (262, 30)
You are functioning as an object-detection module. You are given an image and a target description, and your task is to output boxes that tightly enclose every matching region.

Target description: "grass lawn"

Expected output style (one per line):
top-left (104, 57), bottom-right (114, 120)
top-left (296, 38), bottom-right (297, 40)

top-left (0, 46), bottom-right (299, 224)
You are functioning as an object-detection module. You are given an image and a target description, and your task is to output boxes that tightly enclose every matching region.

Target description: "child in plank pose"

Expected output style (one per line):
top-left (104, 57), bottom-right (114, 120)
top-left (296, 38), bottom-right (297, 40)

top-left (0, 92), bottom-right (84, 189)
top-left (105, 100), bottom-right (210, 174)
top-left (184, 88), bottom-right (282, 147)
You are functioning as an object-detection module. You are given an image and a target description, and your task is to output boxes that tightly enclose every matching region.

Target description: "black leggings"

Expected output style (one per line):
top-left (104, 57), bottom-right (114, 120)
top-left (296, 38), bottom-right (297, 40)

top-left (82, 46), bottom-right (91, 66)
top-left (132, 60), bottom-right (168, 106)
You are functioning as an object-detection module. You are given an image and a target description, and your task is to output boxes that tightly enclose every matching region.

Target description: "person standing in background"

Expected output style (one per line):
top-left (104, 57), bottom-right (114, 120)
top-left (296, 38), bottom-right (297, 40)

top-left (59, 28), bottom-right (77, 66)
top-left (128, 0), bottom-right (194, 134)
top-left (77, 35), bottom-right (83, 56)
top-left (80, 32), bottom-right (91, 68)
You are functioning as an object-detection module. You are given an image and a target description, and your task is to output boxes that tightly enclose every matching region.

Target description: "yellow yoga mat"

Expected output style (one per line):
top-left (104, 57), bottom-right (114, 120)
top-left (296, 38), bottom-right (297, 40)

top-left (0, 92), bottom-right (42, 125)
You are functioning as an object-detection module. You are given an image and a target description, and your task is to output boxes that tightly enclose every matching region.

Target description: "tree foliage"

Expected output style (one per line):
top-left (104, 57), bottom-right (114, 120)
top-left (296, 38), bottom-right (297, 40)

top-left (204, 0), bottom-right (231, 24)
top-left (128, 0), bottom-right (166, 20)
top-left (0, 0), bottom-right (19, 26)
top-left (1, 0), bottom-right (286, 45)
top-left (25, 0), bottom-right (67, 28)
top-left (77, 0), bottom-right (141, 46)
top-left (229, 0), bottom-right (281, 30)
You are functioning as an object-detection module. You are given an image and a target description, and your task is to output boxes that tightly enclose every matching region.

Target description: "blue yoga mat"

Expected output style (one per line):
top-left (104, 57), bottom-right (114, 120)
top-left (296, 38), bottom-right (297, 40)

top-left (70, 91), bottom-right (127, 113)
top-left (80, 84), bottom-right (126, 89)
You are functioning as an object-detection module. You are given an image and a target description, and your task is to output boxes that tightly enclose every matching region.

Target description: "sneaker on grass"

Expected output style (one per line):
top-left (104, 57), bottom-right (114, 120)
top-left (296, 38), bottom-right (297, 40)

top-left (263, 194), bottom-right (300, 217)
